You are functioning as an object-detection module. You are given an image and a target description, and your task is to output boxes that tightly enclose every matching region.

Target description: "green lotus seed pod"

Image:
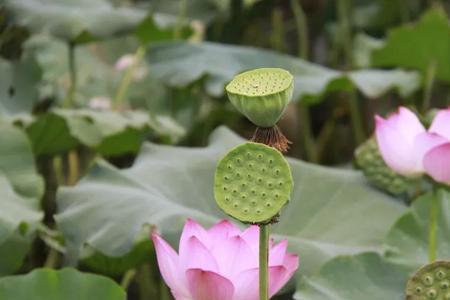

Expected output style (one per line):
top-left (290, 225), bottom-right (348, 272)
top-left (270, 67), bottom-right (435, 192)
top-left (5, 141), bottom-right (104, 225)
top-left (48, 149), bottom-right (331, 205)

top-left (355, 137), bottom-right (410, 195)
top-left (405, 261), bottom-right (450, 300)
top-left (214, 142), bottom-right (293, 224)
top-left (225, 68), bottom-right (294, 128)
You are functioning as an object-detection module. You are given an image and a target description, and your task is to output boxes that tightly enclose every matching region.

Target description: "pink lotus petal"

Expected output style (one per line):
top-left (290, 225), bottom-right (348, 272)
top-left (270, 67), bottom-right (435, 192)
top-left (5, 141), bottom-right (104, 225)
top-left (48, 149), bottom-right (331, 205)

top-left (208, 220), bottom-right (240, 242)
top-left (413, 132), bottom-right (448, 169)
top-left (186, 269), bottom-right (234, 300)
top-left (429, 108), bottom-right (450, 140)
top-left (241, 225), bottom-right (259, 255)
top-left (375, 108), bottom-right (426, 175)
top-left (180, 219), bottom-right (211, 253)
top-left (232, 268), bottom-right (259, 300)
top-left (211, 235), bottom-right (256, 278)
top-left (423, 143), bottom-right (450, 185)
top-left (151, 234), bottom-right (190, 298)
top-left (114, 54), bottom-right (135, 71)
top-left (269, 240), bottom-right (288, 266)
top-left (180, 236), bottom-right (219, 272)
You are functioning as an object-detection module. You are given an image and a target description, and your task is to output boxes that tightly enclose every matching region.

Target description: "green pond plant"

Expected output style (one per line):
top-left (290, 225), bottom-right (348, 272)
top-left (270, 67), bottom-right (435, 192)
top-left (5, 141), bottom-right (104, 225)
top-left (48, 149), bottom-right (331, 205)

top-left (216, 67), bottom-right (294, 300)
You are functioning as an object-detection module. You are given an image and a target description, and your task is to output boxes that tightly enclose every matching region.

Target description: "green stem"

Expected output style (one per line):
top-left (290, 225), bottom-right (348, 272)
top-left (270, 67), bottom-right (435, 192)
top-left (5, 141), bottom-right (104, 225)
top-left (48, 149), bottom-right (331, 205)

top-left (422, 61), bottom-right (437, 113)
top-left (137, 263), bottom-right (158, 300)
top-left (337, 0), bottom-right (365, 144)
top-left (290, 0), bottom-right (319, 162)
top-left (43, 248), bottom-right (60, 269)
top-left (298, 105), bottom-right (318, 162)
top-left (428, 189), bottom-right (439, 262)
top-left (114, 45), bottom-right (146, 109)
top-left (173, 0), bottom-right (187, 39)
top-left (259, 224), bottom-right (269, 300)
top-left (270, 8), bottom-right (284, 52)
top-left (290, 0), bottom-right (309, 59)
top-left (65, 42), bottom-right (77, 108)
top-left (121, 269), bottom-right (137, 290)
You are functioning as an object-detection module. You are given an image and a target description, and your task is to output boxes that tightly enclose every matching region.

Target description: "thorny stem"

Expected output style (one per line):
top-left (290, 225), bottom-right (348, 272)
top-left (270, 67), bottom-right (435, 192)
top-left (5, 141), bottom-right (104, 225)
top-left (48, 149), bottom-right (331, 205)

top-left (114, 45), bottom-right (146, 109)
top-left (337, 0), bottom-right (365, 144)
top-left (422, 61), bottom-right (437, 113)
top-left (65, 42), bottom-right (77, 108)
top-left (121, 269), bottom-right (137, 290)
top-left (259, 224), bottom-right (269, 300)
top-left (428, 188), bottom-right (440, 262)
top-left (290, 0), bottom-right (319, 162)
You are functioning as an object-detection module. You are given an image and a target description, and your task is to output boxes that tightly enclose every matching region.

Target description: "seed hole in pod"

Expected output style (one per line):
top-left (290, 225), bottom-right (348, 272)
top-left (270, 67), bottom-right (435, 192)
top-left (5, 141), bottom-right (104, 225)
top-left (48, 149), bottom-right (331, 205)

top-left (225, 197), bottom-right (230, 202)
top-left (275, 169), bottom-right (280, 175)
top-left (262, 168), bottom-right (266, 173)
top-left (258, 178), bottom-right (263, 183)
top-left (251, 190), bottom-right (256, 194)
top-left (247, 174), bottom-right (252, 179)
top-left (415, 286), bottom-right (423, 294)
top-left (256, 210), bottom-right (261, 214)
top-left (241, 183), bottom-right (246, 188)
top-left (424, 275), bottom-right (434, 286)
top-left (241, 195), bottom-right (246, 200)
top-left (258, 154), bottom-right (263, 159)
top-left (227, 165), bottom-right (232, 170)
top-left (224, 176), bottom-right (229, 180)
top-left (233, 203), bottom-right (239, 208)
top-left (269, 159), bottom-right (273, 164)
top-left (266, 202), bottom-right (272, 207)
top-left (247, 152), bottom-right (251, 158)
top-left (279, 182), bottom-right (283, 186)
top-left (268, 183), bottom-right (273, 188)
top-left (262, 192), bottom-right (266, 197)
top-left (251, 200), bottom-right (257, 205)
top-left (236, 158), bottom-right (241, 163)
top-left (233, 189), bottom-right (238, 194)
top-left (236, 173), bottom-right (241, 178)
top-left (243, 208), bottom-right (249, 213)
top-left (275, 194), bottom-right (279, 198)
top-left (441, 281), bottom-right (450, 290)
top-left (426, 289), bottom-right (437, 299)
top-left (437, 271), bottom-right (447, 280)
top-left (223, 187), bottom-right (227, 191)
top-left (248, 163), bottom-right (253, 168)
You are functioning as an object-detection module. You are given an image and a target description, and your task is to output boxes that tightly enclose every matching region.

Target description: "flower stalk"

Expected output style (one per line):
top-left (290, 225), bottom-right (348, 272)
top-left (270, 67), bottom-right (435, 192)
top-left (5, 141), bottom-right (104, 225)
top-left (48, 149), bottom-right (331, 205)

top-left (259, 224), bottom-right (270, 300)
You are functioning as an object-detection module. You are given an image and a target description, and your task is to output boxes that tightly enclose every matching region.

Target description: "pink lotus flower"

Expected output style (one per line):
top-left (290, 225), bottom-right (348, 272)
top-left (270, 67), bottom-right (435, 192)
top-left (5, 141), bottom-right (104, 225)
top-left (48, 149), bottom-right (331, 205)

top-left (152, 219), bottom-right (299, 300)
top-left (375, 107), bottom-right (450, 184)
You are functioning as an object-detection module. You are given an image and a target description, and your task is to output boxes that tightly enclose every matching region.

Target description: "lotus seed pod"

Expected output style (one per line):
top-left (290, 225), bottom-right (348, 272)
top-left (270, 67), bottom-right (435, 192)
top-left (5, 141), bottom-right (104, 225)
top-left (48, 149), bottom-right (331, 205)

top-left (405, 261), bottom-right (450, 300)
top-left (226, 68), bottom-right (294, 128)
top-left (355, 137), bottom-right (410, 195)
top-left (214, 142), bottom-right (293, 224)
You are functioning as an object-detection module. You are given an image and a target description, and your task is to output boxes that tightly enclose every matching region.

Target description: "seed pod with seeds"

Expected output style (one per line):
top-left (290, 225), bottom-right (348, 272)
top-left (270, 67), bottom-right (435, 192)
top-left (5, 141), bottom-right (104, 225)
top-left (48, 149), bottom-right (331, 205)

top-left (405, 261), bottom-right (450, 300)
top-left (214, 142), bottom-right (293, 224)
top-left (226, 68), bottom-right (294, 152)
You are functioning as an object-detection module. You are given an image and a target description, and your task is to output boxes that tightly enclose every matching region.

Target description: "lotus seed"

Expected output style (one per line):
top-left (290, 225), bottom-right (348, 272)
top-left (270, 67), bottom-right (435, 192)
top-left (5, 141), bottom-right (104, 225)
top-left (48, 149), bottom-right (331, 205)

top-left (426, 289), bottom-right (437, 299)
top-left (424, 275), bottom-right (434, 286)
top-left (416, 286), bottom-right (424, 294)
top-left (437, 271), bottom-right (447, 280)
top-left (441, 281), bottom-right (450, 289)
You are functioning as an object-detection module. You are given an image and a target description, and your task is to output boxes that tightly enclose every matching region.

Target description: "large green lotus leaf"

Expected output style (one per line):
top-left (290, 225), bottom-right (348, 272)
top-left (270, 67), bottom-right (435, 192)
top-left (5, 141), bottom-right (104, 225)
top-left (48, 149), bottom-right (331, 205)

top-left (0, 122), bottom-right (43, 275)
top-left (146, 41), bottom-right (420, 103)
top-left (3, 0), bottom-right (147, 43)
top-left (56, 127), bottom-right (405, 276)
top-left (294, 253), bottom-right (413, 300)
top-left (294, 190), bottom-right (450, 299)
top-left (18, 109), bottom-right (184, 156)
top-left (0, 268), bottom-right (125, 300)
top-left (373, 8), bottom-right (450, 82)
top-left (0, 57), bottom-right (41, 117)
top-left (384, 190), bottom-right (450, 269)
